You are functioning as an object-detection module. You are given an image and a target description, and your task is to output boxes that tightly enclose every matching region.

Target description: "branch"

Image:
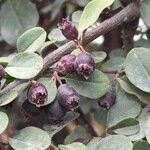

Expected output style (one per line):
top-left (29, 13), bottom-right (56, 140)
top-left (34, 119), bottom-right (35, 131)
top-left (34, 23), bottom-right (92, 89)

top-left (0, 2), bottom-right (140, 96)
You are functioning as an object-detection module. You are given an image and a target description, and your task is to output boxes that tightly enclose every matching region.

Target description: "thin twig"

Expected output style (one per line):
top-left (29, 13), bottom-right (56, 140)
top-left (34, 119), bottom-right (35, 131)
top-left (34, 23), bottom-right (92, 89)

top-left (0, 2), bottom-right (140, 96)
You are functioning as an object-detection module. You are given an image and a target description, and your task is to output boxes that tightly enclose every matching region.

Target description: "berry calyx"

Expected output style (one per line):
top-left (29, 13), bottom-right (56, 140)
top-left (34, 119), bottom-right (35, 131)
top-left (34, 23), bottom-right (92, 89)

top-left (74, 52), bottom-right (95, 78)
top-left (57, 84), bottom-right (80, 110)
top-left (45, 99), bottom-right (67, 125)
top-left (58, 18), bottom-right (78, 40)
top-left (27, 82), bottom-right (48, 106)
top-left (0, 65), bottom-right (5, 80)
top-left (57, 54), bottom-right (76, 75)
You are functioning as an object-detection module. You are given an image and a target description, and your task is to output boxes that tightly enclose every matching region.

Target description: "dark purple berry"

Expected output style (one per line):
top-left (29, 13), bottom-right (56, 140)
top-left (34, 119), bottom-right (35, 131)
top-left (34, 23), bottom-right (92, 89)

top-left (57, 84), bottom-right (80, 110)
top-left (45, 99), bottom-right (67, 125)
top-left (58, 18), bottom-right (78, 40)
top-left (22, 100), bottom-right (42, 117)
top-left (27, 82), bottom-right (48, 106)
top-left (74, 52), bottom-right (95, 78)
top-left (0, 65), bottom-right (5, 80)
top-left (98, 87), bottom-right (116, 110)
top-left (57, 54), bottom-right (76, 75)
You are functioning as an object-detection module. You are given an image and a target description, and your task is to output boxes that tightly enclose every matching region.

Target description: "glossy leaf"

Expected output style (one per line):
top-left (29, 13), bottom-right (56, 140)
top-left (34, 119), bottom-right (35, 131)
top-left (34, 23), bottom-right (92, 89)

top-left (91, 51), bottom-right (107, 63)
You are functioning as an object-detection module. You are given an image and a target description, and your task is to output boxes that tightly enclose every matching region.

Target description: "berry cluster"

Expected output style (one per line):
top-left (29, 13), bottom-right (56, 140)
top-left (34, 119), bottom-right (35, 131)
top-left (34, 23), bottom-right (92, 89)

top-left (25, 19), bottom-right (96, 125)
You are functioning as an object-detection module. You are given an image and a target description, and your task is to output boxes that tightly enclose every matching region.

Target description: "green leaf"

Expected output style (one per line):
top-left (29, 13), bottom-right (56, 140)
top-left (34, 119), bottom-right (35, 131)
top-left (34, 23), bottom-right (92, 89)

top-left (145, 116), bottom-right (150, 143)
top-left (0, 0), bottom-right (39, 45)
top-left (79, 0), bottom-right (115, 32)
top-left (38, 78), bottom-right (57, 106)
top-left (117, 77), bottom-right (150, 104)
top-left (124, 47), bottom-right (150, 92)
top-left (66, 69), bottom-right (109, 99)
top-left (9, 126), bottom-right (51, 150)
top-left (127, 110), bottom-right (150, 141)
top-left (43, 112), bottom-right (79, 138)
top-left (48, 28), bottom-right (66, 42)
top-left (114, 124), bottom-right (139, 136)
top-left (107, 85), bottom-right (141, 128)
top-left (0, 111), bottom-right (9, 134)
top-left (17, 27), bottom-right (46, 53)
top-left (109, 49), bottom-right (125, 58)
top-left (0, 90), bottom-right (18, 106)
top-left (64, 126), bottom-right (91, 144)
top-left (5, 52), bottom-right (43, 79)
top-left (0, 54), bottom-right (16, 65)
top-left (72, 10), bottom-right (82, 23)
top-left (103, 57), bottom-right (125, 70)
top-left (91, 51), bottom-right (107, 63)
top-left (133, 141), bottom-right (150, 150)
top-left (37, 41), bottom-right (55, 54)
top-left (92, 135), bottom-right (133, 150)
top-left (140, 0), bottom-right (150, 27)
top-left (59, 142), bottom-right (86, 150)
top-left (86, 138), bottom-right (101, 150)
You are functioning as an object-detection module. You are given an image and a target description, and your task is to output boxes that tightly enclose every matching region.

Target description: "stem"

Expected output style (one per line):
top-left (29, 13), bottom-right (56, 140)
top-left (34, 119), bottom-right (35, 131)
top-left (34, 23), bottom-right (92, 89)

top-left (0, 2), bottom-right (140, 96)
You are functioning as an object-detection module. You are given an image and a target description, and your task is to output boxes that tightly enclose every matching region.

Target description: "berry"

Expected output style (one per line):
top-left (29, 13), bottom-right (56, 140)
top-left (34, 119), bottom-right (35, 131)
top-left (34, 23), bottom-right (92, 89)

top-left (57, 54), bottom-right (76, 75)
top-left (45, 99), bottom-right (67, 125)
top-left (57, 84), bottom-right (80, 110)
top-left (27, 82), bottom-right (48, 106)
top-left (98, 87), bottom-right (116, 110)
top-left (0, 65), bottom-right (5, 80)
top-left (58, 18), bottom-right (78, 40)
top-left (74, 52), bottom-right (95, 78)
top-left (22, 100), bottom-right (42, 117)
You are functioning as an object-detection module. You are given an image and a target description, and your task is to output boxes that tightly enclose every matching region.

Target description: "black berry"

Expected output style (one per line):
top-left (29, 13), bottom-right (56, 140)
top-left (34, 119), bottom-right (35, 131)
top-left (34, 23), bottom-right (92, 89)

top-left (45, 99), bottom-right (67, 125)
top-left (0, 65), bottom-right (5, 80)
top-left (57, 84), bottom-right (80, 110)
top-left (58, 18), bottom-right (78, 40)
top-left (27, 82), bottom-right (48, 106)
top-left (74, 52), bottom-right (95, 78)
top-left (98, 87), bottom-right (116, 110)
top-left (22, 100), bottom-right (42, 117)
top-left (57, 54), bottom-right (76, 75)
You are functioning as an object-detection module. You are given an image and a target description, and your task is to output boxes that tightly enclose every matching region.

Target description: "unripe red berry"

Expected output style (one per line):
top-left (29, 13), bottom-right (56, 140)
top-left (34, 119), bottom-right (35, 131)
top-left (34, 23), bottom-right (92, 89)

top-left (98, 87), bottom-right (116, 110)
top-left (58, 18), bottom-right (78, 40)
top-left (45, 99), bottom-right (67, 125)
top-left (57, 84), bottom-right (80, 110)
top-left (27, 83), bottom-right (48, 106)
top-left (0, 65), bottom-right (5, 80)
top-left (57, 54), bottom-right (76, 75)
top-left (74, 52), bottom-right (95, 78)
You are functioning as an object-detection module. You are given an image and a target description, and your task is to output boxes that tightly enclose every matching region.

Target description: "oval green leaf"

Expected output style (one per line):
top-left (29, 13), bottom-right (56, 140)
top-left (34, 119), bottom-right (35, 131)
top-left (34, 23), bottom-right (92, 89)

top-left (66, 69), bottom-right (109, 99)
top-left (5, 52), bottom-right (43, 79)
top-left (0, 111), bottom-right (9, 134)
top-left (91, 51), bottom-right (107, 63)
top-left (93, 135), bottom-right (133, 150)
top-left (79, 0), bottom-right (115, 32)
top-left (124, 47), bottom-right (150, 93)
top-left (0, 0), bottom-right (39, 45)
top-left (59, 142), bottom-right (86, 150)
top-left (107, 85), bottom-right (141, 128)
top-left (17, 27), bottom-right (46, 53)
top-left (133, 141), bottom-right (150, 150)
top-left (0, 90), bottom-right (18, 106)
top-left (9, 126), bottom-right (51, 150)
top-left (38, 78), bottom-right (57, 106)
